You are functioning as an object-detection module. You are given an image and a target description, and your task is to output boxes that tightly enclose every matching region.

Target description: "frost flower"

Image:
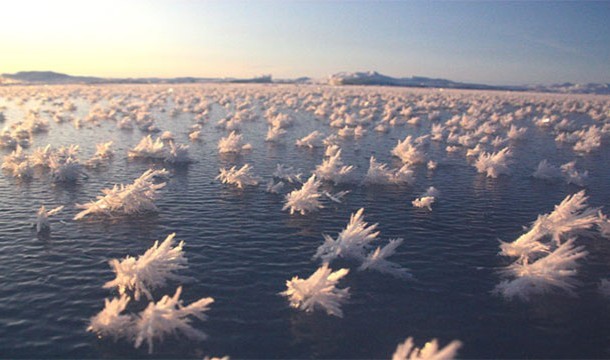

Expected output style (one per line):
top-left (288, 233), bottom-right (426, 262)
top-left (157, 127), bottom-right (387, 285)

top-left (216, 164), bottom-right (260, 188)
top-left (134, 287), bottom-right (214, 354)
top-left (104, 233), bottom-right (188, 301)
top-left (283, 175), bottom-right (323, 215)
top-left (281, 263), bottom-right (350, 317)
top-left (88, 295), bottom-right (133, 341)
top-left (392, 337), bottom-right (462, 360)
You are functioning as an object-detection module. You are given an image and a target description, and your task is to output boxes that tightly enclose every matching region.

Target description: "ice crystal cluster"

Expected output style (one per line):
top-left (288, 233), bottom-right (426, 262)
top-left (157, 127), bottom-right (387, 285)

top-left (314, 208), bottom-right (411, 279)
top-left (313, 149), bottom-right (354, 184)
top-left (74, 169), bottom-right (169, 220)
top-left (104, 233), bottom-right (188, 300)
top-left (363, 156), bottom-right (415, 186)
top-left (412, 187), bottom-right (440, 211)
top-left (129, 135), bottom-right (193, 163)
top-left (34, 205), bottom-right (64, 234)
top-left (89, 233), bottom-right (214, 354)
top-left (474, 147), bottom-right (512, 178)
top-left (282, 175), bottom-right (324, 215)
top-left (392, 337), bottom-right (462, 360)
top-left (217, 131), bottom-right (252, 154)
top-left (495, 191), bottom-right (599, 300)
top-left (391, 135), bottom-right (426, 165)
top-left (216, 164), bottom-right (261, 188)
top-left (281, 263), bottom-right (350, 317)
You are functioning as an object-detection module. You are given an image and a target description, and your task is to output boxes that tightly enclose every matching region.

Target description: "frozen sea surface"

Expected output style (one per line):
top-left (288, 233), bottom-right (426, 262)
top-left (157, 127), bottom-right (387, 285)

top-left (0, 84), bottom-right (609, 358)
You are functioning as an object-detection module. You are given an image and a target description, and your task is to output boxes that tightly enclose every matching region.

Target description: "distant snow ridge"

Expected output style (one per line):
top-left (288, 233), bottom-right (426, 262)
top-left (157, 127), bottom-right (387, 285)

top-left (392, 337), bottom-right (462, 360)
top-left (281, 263), bottom-right (350, 317)
top-left (104, 233), bottom-right (189, 301)
top-left (74, 168), bottom-right (169, 220)
top-left (495, 191), bottom-right (599, 300)
top-left (134, 287), bottom-right (214, 354)
top-left (314, 208), bottom-right (410, 278)
top-left (363, 156), bottom-right (415, 186)
top-left (216, 164), bottom-right (261, 188)
top-left (474, 147), bottom-right (512, 178)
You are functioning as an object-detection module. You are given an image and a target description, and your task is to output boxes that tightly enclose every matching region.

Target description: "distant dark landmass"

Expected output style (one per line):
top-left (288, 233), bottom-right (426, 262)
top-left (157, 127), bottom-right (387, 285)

top-left (1, 70), bottom-right (608, 95)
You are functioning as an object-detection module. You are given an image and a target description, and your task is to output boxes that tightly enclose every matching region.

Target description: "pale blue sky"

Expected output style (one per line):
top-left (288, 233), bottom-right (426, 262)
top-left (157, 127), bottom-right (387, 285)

top-left (1, 0), bottom-right (608, 85)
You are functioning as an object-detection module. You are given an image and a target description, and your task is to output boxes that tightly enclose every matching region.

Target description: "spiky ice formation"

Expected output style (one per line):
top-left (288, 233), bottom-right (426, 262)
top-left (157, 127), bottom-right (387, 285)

top-left (128, 135), bottom-right (166, 159)
top-left (266, 125), bottom-right (286, 142)
top-left (495, 238), bottom-right (587, 301)
top-left (217, 131), bottom-right (251, 154)
top-left (34, 205), bottom-right (64, 234)
top-left (313, 208), bottom-right (380, 262)
top-left (216, 164), bottom-right (260, 189)
top-left (391, 135), bottom-right (425, 165)
top-left (392, 337), bottom-right (462, 360)
top-left (282, 175), bottom-right (323, 215)
top-left (87, 141), bottom-right (114, 167)
top-left (295, 130), bottom-right (324, 148)
top-left (49, 145), bottom-right (86, 182)
top-left (74, 168), bottom-right (169, 220)
top-left (313, 149), bottom-right (354, 185)
top-left (499, 191), bottom-right (599, 259)
top-left (134, 287), bottom-right (214, 354)
top-left (474, 147), bottom-right (511, 178)
top-left (363, 156), bottom-right (415, 186)
top-left (532, 160), bottom-right (562, 181)
top-left (88, 295), bottom-right (133, 341)
top-left (273, 164), bottom-right (302, 183)
top-left (165, 142), bottom-right (193, 164)
top-left (104, 233), bottom-right (188, 301)
top-left (359, 238), bottom-right (411, 279)
top-left (281, 263), bottom-right (350, 317)
top-left (1, 145), bottom-right (33, 178)
top-left (412, 187), bottom-right (440, 211)
top-left (598, 211), bottom-right (610, 238)
top-left (266, 180), bottom-right (284, 194)
top-left (560, 161), bottom-right (588, 187)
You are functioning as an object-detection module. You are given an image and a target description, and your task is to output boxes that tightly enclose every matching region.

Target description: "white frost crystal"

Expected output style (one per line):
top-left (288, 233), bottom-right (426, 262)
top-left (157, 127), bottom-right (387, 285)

top-left (281, 263), bottom-right (350, 317)
top-left (104, 233), bottom-right (188, 301)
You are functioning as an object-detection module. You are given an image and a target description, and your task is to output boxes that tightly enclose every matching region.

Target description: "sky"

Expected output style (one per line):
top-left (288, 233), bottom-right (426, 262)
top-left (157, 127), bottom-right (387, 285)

top-left (0, 0), bottom-right (609, 85)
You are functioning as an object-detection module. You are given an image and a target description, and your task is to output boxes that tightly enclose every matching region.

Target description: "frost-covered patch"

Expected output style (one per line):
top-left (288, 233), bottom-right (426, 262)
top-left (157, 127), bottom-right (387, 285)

top-left (216, 164), bottom-right (261, 189)
top-left (74, 169), bottom-right (169, 220)
top-left (283, 175), bottom-right (324, 215)
top-left (34, 205), bottom-right (64, 234)
top-left (392, 337), bottom-right (462, 360)
top-left (281, 263), bottom-right (350, 317)
top-left (314, 208), bottom-right (410, 278)
top-left (474, 147), bottom-right (511, 178)
top-left (496, 191), bottom-right (600, 300)
top-left (412, 187), bottom-right (440, 211)
top-left (104, 233), bottom-right (189, 301)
